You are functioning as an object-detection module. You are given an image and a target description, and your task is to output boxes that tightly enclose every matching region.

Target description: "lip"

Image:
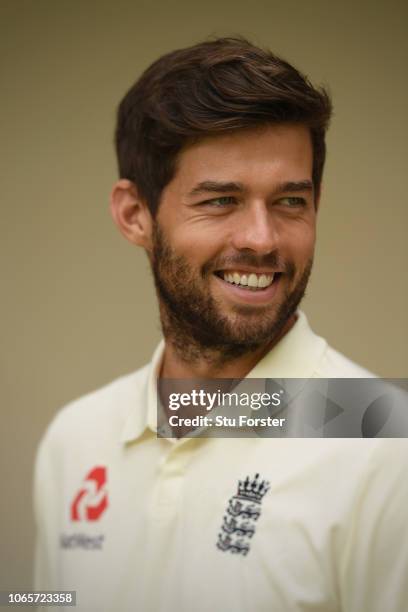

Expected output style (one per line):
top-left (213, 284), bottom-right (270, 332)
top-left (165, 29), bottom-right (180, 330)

top-left (212, 272), bottom-right (281, 305)
top-left (215, 267), bottom-right (282, 276)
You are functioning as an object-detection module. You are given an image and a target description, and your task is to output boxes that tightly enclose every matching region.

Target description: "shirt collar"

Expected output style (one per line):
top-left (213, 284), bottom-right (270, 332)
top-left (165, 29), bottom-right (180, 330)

top-left (120, 310), bottom-right (327, 444)
top-left (120, 341), bottom-right (164, 444)
top-left (246, 310), bottom-right (327, 379)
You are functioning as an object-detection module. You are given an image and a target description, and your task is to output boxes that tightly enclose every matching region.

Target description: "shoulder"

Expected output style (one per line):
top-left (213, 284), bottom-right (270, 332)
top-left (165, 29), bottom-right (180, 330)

top-left (315, 344), bottom-right (377, 378)
top-left (38, 363), bottom-right (150, 455)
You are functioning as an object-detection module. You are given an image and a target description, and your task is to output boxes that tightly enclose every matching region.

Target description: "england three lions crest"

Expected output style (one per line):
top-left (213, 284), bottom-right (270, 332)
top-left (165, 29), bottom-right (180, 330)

top-left (217, 473), bottom-right (270, 556)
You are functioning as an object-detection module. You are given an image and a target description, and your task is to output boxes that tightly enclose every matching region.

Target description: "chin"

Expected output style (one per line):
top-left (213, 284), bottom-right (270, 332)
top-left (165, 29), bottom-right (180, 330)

top-left (216, 315), bottom-right (285, 347)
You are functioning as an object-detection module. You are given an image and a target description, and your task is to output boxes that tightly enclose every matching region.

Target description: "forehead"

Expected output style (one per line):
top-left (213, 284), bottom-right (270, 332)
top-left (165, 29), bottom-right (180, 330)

top-left (170, 124), bottom-right (313, 193)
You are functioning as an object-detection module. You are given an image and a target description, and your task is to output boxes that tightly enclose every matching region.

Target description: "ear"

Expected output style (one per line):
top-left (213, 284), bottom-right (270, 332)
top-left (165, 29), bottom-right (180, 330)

top-left (110, 179), bottom-right (153, 252)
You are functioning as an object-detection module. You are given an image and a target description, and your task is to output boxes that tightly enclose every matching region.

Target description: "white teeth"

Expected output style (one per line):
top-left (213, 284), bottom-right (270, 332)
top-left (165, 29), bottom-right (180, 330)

top-left (221, 271), bottom-right (274, 289)
top-left (258, 274), bottom-right (268, 288)
top-left (248, 273), bottom-right (258, 288)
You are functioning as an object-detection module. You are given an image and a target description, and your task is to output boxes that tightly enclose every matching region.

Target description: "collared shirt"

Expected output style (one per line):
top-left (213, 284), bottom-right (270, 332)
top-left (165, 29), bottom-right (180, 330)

top-left (34, 312), bottom-right (408, 611)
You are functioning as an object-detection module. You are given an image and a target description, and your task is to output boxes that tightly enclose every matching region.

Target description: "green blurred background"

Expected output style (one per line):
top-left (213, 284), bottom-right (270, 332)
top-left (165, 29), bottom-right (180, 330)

top-left (1, 0), bottom-right (407, 591)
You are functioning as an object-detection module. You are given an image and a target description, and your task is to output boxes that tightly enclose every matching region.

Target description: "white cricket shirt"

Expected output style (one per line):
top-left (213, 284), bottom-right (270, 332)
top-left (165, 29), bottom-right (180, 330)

top-left (34, 312), bottom-right (408, 611)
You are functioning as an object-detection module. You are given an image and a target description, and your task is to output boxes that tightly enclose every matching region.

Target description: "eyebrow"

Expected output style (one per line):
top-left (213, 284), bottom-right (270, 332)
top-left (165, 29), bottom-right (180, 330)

top-left (187, 179), bottom-right (314, 198)
top-left (275, 180), bottom-right (314, 194)
top-left (188, 181), bottom-right (246, 197)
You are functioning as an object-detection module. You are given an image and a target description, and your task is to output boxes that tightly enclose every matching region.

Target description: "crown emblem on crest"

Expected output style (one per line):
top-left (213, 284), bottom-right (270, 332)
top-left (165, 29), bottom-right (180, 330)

top-left (237, 473), bottom-right (270, 503)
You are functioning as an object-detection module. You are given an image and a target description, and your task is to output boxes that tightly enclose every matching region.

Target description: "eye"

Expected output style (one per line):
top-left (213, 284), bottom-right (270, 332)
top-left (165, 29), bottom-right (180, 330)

top-left (279, 196), bottom-right (307, 207)
top-left (203, 196), bottom-right (237, 207)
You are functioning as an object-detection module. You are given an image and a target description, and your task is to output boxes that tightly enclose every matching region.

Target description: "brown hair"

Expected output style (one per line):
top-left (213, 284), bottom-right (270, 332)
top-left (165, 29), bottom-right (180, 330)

top-left (115, 37), bottom-right (332, 215)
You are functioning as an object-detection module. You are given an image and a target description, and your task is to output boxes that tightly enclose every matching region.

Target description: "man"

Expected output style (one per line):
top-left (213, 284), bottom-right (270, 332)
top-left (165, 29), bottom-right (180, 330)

top-left (34, 38), bottom-right (408, 611)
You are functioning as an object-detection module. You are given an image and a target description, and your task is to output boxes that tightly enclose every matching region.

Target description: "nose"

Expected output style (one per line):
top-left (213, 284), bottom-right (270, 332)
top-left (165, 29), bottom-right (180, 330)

top-left (230, 200), bottom-right (279, 255)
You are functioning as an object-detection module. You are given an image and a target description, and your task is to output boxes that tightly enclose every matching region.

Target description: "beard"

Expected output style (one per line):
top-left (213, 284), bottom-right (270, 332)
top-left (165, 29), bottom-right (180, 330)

top-left (151, 222), bottom-right (313, 362)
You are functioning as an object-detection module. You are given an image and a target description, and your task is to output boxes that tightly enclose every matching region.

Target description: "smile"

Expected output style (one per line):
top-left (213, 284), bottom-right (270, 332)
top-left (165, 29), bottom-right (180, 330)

top-left (215, 270), bottom-right (279, 291)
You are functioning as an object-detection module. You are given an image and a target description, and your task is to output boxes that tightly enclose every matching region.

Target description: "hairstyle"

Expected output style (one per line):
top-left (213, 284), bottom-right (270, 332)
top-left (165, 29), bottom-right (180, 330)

top-left (115, 37), bottom-right (332, 215)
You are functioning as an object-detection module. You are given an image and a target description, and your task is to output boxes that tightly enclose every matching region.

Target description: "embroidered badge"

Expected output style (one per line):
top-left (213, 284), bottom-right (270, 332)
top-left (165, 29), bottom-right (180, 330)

top-left (217, 473), bottom-right (270, 556)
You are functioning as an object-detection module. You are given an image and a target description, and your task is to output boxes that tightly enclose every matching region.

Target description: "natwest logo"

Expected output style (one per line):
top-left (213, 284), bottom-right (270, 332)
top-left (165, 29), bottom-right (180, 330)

top-left (71, 466), bottom-right (108, 521)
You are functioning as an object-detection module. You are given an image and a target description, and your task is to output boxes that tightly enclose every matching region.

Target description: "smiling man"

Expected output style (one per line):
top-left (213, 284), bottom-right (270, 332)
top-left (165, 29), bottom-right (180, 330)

top-left (34, 38), bottom-right (408, 611)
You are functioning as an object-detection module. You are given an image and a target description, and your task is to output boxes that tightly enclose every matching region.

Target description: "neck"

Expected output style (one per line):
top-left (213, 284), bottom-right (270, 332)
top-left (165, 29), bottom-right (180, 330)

top-left (160, 313), bottom-right (297, 379)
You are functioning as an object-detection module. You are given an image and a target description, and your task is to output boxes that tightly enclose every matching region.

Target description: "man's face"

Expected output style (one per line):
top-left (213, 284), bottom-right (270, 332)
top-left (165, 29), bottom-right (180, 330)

top-left (150, 124), bottom-right (317, 354)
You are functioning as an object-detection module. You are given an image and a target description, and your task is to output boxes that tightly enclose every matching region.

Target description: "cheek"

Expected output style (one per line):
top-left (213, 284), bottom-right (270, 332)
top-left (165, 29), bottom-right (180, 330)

top-left (285, 224), bottom-right (316, 259)
top-left (302, 231), bottom-right (316, 255)
top-left (172, 228), bottom-right (224, 264)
